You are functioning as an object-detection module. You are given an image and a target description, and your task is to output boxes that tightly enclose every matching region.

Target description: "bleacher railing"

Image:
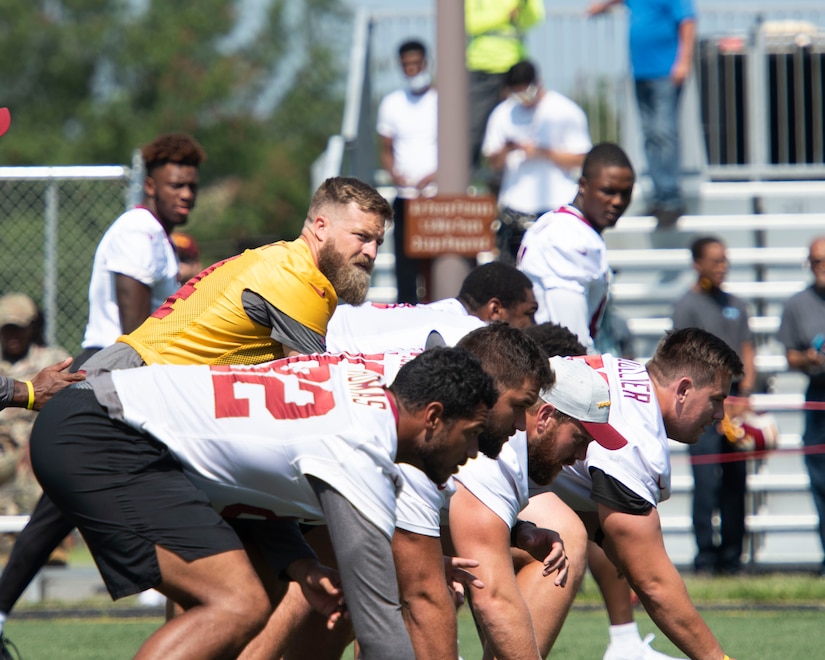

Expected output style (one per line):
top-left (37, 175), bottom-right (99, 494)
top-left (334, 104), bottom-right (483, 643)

top-left (320, 3), bottom-right (825, 187)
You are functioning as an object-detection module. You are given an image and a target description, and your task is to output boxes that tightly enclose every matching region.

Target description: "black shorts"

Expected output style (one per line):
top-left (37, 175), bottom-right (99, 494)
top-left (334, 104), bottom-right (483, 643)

top-left (30, 388), bottom-right (243, 600)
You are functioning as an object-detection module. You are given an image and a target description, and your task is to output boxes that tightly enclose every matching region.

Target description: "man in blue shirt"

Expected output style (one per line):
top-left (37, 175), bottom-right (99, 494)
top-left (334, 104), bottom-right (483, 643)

top-left (589, 0), bottom-right (696, 227)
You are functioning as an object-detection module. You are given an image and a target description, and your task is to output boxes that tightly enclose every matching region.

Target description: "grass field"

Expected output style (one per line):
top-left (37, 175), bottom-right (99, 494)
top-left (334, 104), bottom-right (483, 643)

top-left (3, 607), bottom-right (824, 659)
top-left (4, 572), bottom-right (824, 659)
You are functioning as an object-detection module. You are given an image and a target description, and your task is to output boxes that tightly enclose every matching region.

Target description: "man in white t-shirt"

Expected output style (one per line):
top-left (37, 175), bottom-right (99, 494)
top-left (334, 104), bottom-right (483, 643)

top-left (520, 328), bottom-right (742, 660)
top-left (517, 142), bottom-right (635, 351)
top-left (482, 60), bottom-right (592, 264)
top-left (377, 39), bottom-right (438, 303)
top-left (30, 348), bottom-right (496, 659)
top-left (326, 261), bottom-right (539, 354)
top-left (76, 133), bottom-right (205, 368)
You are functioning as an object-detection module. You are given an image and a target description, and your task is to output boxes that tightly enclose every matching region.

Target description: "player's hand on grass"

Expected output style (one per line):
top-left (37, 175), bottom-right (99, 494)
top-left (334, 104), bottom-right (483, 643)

top-left (30, 358), bottom-right (85, 410)
top-left (518, 526), bottom-right (570, 587)
top-left (443, 555), bottom-right (485, 606)
top-left (288, 557), bottom-right (347, 630)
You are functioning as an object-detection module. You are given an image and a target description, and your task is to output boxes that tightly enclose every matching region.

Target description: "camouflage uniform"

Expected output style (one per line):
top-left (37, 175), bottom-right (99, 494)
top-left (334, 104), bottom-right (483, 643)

top-left (0, 345), bottom-right (69, 560)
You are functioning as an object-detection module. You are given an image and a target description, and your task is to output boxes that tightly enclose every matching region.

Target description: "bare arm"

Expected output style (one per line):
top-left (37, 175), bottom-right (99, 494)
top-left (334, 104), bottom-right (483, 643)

top-left (599, 503), bottom-right (727, 659)
top-left (379, 135), bottom-right (403, 187)
top-left (449, 482), bottom-right (541, 660)
top-left (485, 140), bottom-right (518, 173)
top-left (392, 529), bottom-right (459, 659)
top-left (672, 18), bottom-right (696, 85)
top-left (8, 359), bottom-right (85, 410)
top-left (786, 346), bottom-right (825, 373)
top-left (738, 339), bottom-right (757, 395)
top-left (115, 273), bottom-right (153, 334)
top-left (587, 0), bottom-right (625, 18)
top-left (523, 145), bottom-right (586, 172)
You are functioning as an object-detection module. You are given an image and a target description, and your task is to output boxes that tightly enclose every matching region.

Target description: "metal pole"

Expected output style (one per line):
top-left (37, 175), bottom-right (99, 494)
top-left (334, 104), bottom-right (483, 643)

top-left (747, 14), bottom-right (767, 177)
top-left (431, 0), bottom-right (472, 300)
top-left (43, 181), bottom-right (59, 347)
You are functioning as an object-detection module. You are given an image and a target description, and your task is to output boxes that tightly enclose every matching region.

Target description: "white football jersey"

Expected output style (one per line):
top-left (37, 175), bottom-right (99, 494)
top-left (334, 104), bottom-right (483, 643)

top-left (100, 352), bottom-right (419, 539)
top-left (453, 431), bottom-right (529, 528)
top-left (394, 464), bottom-right (455, 537)
top-left (545, 354), bottom-right (671, 511)
top-left (82, 207), bottom-right (179, 349)
top-left (517, 205), bottom-right (609, 350)
top-left (326, 301), bottom-right (485, 354)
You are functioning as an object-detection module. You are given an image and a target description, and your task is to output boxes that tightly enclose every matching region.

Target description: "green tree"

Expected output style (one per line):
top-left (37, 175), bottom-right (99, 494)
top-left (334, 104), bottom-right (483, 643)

top-left (0, 0), bottom-right (349, 249)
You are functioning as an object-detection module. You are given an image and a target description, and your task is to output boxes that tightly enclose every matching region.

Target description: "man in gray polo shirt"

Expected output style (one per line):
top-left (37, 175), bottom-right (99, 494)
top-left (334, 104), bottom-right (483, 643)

top-left (672, 236), bottom-right (756, 575)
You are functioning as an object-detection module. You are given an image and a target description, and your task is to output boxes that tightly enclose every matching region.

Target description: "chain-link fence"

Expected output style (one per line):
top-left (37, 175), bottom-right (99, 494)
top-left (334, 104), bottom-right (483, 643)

top-left (0, 166), bottom-right (137, 355)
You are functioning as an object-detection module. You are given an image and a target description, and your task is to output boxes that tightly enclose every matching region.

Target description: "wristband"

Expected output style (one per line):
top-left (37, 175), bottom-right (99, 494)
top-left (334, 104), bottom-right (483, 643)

top-left (722, 655), bottom-right (731, 660)
top-left (24, 381), bottom-right (35, 410)
top-left (510, 519), bottom-right (536, 547)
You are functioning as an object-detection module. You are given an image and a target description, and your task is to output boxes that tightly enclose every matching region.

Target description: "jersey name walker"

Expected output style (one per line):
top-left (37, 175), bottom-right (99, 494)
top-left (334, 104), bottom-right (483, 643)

top-left (92, 353), bottom-right (412, 538)
top-left (547, 354), bottom-right (671, 510)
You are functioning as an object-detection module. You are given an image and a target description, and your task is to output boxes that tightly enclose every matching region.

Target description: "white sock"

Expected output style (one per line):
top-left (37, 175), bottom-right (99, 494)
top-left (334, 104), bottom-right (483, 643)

top-left (608, 621), bottom-right (642, 646)
top-left (0, 611), bottom-right (7, 636)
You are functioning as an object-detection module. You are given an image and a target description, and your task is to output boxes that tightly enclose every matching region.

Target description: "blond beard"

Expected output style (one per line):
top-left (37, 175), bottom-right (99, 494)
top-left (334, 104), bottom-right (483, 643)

top-left (318, 240), bottom-right (372, 304)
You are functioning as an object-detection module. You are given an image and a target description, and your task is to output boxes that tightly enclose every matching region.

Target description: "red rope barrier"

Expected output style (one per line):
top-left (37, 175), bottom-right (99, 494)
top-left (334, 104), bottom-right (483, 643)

top-left (686, 443), bottom-right (825, 465)
top-left (727, 395), bottom-right (825, 411)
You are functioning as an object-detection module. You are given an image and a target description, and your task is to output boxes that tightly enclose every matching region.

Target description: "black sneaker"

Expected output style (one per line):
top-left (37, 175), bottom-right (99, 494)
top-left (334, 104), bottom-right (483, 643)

top-left (0, 635), bottom-right (21, 660)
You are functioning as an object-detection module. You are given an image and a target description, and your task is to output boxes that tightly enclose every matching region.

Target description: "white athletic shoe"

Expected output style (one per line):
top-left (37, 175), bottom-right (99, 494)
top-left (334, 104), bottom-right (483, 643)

top-left (603, 633), bottom-right (686, 660)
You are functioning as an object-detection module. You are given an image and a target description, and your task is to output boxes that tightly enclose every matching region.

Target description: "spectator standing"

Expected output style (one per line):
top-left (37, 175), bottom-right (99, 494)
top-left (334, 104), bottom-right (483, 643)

top-left (517, 142), bottom-right (635, 351)
top-left (0, 294), bottom-right (70, 561)
top-left (588, 0), bottom-right (696, 227)
top-left (483, 61), bottom-right (592, 265)
top-left (466, 0), bottom-right (545, 168)
top-left (76, 133), bottom-right (205, 368)
top-left (672, 236), bottom-right (756, 575)
top-left (778, 236), bottom-right (825, 576)
top-left (377, 39), bottom-right (437, 303)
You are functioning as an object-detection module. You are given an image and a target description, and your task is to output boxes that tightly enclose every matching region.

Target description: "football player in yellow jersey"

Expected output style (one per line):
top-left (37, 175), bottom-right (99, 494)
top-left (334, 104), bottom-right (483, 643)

top-left (0, 175), bottom-right (392, 636)
top-left (119, 175), bottom-right (391, 365)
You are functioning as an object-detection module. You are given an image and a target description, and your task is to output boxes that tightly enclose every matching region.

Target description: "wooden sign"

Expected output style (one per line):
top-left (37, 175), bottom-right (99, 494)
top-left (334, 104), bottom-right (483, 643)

top-left (404, 195), bottom-right (497, 258)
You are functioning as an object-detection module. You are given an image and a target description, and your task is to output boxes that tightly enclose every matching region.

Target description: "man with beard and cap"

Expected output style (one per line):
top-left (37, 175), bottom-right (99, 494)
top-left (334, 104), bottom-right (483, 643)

top-left (0, 176), bottom-right (392, 643)
top-left (520, 328), bottom-right (742, 660)
top-left (448, 352), bottom-right (622, 659)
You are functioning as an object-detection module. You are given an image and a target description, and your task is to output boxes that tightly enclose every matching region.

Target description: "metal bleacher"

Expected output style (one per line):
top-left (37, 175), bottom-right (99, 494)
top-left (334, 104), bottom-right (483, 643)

top-left (598, 208), bottom-right (822, 568)
top-left (334, 5), bottom-right (825, 569)
top-left (366, 203), bottom-right (825, 569)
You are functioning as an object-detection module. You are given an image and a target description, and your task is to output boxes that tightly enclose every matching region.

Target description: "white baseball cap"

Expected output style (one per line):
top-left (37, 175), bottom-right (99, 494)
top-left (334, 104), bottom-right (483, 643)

top-left (540, 355), bottom-right (627, 450)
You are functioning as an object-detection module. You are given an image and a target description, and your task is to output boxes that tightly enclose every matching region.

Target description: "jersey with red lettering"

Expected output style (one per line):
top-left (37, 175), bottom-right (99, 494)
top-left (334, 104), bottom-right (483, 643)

top-left (325, 299), bottom-right (488, 536)
top-left (545, 354), bottom-right (670, 510)
top-left (90, 353), bottom-right (415, 539)
top-left (326, 300), bottom-right (485, 353)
